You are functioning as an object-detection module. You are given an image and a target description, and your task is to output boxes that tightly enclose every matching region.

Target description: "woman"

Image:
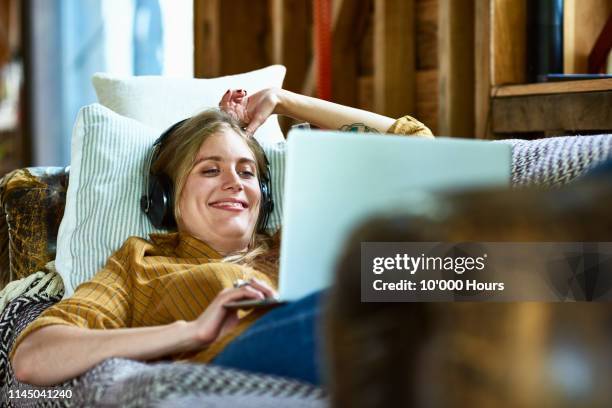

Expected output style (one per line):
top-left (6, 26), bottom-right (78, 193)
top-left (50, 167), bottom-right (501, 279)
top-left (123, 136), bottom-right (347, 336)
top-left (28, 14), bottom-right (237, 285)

top-left (10, 87), bottom-right (433, 386)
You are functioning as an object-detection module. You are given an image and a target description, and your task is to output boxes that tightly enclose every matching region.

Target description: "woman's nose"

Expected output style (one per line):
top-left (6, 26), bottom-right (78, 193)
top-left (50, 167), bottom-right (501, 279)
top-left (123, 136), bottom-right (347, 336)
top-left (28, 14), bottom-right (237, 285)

top-left (222, 170), bottom-right (243, 190)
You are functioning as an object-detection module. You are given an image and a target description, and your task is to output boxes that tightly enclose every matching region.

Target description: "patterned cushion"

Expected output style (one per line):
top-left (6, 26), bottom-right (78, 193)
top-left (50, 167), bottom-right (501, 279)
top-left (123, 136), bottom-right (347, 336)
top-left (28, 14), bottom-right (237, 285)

top-left (496, 134), bottom-right (612, 187)
top-left (1, 294), bottom-right (60, 390)
top-left (0, 168), bottom-right (68, 289)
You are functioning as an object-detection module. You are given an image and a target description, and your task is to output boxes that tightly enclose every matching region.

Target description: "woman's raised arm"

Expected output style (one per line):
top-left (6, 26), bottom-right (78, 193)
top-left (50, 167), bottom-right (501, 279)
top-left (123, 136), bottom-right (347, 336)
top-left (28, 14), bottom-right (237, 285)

top-left (273, 89), bottom-right (395, 133)
top-left (220, 88), bottom-right (396, 136)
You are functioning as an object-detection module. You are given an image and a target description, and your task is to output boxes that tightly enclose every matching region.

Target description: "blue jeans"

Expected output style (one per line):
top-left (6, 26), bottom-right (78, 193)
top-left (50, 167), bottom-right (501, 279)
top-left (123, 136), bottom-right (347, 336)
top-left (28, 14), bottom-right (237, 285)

top-left (211, 291), bottom-right (325, 385)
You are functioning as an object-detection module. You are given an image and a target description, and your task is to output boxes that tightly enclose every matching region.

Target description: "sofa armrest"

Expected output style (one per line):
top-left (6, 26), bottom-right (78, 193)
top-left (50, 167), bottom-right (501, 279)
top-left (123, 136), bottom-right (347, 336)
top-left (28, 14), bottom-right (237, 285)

top-left (0, 167), bottom-right (69, 289)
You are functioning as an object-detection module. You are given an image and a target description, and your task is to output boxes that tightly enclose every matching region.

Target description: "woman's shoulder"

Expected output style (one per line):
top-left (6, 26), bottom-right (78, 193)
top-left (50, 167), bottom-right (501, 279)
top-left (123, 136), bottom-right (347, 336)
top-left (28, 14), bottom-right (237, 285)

top-left (387, 115), bottom-right (434, 138)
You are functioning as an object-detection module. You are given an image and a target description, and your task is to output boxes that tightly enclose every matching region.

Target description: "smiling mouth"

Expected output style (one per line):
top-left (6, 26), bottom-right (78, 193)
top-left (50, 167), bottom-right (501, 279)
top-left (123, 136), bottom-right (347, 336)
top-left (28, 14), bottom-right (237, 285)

top-left (209, 200), bottom-right (248, 210)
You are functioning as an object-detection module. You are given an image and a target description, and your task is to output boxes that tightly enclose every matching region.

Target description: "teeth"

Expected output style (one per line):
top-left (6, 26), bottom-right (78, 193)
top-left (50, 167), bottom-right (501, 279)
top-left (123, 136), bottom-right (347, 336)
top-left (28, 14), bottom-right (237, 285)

top-left (212, 201), bottom-right (244, 208)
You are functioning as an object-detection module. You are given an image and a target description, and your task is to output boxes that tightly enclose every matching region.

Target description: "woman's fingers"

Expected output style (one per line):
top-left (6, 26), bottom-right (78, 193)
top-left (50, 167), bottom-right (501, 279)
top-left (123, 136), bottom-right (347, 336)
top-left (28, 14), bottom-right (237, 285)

top-left (219, 89), bottom-right (232, 108)
top-left (229, 90), bottom-right (246, 105)
top-left (193, 283), bottom-right (272, 345)
top-left (245, 278), bottom-right (278, 299)
top-left (243, 285), bottom-right (266, 300)
top-left (245, 111), bottom-right (271, 136)
top-left (219, 89), bottom-right (246, 113)
top-left (245, 117), bottom-right (263, 137)
top-left (218, 285), bottom-right (266, 305)
top-left (193, 286), bottom-right (262, 345)
top-left (219, 279), bottom-right (277, 301)
top-left (244, 90), bottom-right (277, 136)
top-left (233, 89), bottom-right (247, 99)
top-left (218, 89), bottom-right (250, 125)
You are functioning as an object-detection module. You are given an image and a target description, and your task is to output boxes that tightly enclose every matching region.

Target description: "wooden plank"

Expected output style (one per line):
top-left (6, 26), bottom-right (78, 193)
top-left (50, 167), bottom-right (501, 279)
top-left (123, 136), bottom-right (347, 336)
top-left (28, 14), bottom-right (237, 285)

top-left (359, 5), bottom-right (374, 76)
top-left (302, 0), bottom-right (353, 96)
top-left (373, 0), bottom-right (416, 117)
top-left (194, 0), bottom-right (220, 78)
top-left (564, 0), bottom-right (576, 74)
top-left (416, 69), bottom-right (438, 135)
top-left (8, 0), bottom-right (18, 52)
top-left (271, 0), bottom-right (311, 92)
top-left (475, 0), bottom-right (492, 139)
top-left (310, 1), bottom-right (377, 97)
top-left (194, 1), bottom-right (272, 78)
top-left (492, 0), bottom-right (526, 86)
top-left (492, 91), bottom-right (612, 133)
top-left (18, 0), bottom-right (30, 165)
top-left (494, 78), bottom-right (612, 97)
top-left (271, 0), bottom-right (282, 64)
top-left (301, 61), bottom-right (316, 95)
top-left (332, 0), bottom-right (368, 106)
top-left (358, 75), bottom-right (374, 112)
top-left (416, 0), bottom-right (438, 70)
top-left (564, 0), bottom-right (612, 74)
top-left (0, 0), bottom-right (11, 65)
top-left (219, 0), bottom-right (271, 75)
top-left (438, 0), bottom-right (475, 137)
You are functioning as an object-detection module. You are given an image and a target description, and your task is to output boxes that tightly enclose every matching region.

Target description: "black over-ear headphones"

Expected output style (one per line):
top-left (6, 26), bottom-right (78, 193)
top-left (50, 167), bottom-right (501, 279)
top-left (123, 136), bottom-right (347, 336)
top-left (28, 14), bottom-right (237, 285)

top-left (140, 118), bottom-right (274, 232)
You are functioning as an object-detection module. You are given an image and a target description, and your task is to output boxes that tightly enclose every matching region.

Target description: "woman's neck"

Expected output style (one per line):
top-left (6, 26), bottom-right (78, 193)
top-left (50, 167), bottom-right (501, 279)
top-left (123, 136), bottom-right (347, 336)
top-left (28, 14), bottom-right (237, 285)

top-left (199, 235), bottom-right (249, 257)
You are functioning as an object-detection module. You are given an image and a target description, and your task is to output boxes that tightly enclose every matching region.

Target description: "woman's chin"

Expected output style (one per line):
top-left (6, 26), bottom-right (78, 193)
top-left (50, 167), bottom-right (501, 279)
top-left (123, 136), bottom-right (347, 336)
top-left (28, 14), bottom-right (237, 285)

top-left (214, 223), bottom-right (252, 240)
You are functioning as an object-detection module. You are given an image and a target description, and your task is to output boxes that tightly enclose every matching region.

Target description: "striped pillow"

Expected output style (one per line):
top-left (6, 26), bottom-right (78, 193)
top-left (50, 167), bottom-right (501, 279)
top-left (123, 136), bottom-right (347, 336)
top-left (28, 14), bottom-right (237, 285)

top-left (55, 104), bottom-right (285, 298)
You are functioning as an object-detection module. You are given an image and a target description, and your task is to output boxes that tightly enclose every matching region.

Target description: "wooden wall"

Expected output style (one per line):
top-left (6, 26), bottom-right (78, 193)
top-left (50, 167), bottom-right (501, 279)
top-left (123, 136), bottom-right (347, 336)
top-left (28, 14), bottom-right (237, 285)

top-left (194, 0), bottom-right (476, 137)
top-left (564, 0), bottom-right (612, 74)
top-left (0, 0), bottom-right (26, 174)
top-left (0, 0), bottom-right (20, 66)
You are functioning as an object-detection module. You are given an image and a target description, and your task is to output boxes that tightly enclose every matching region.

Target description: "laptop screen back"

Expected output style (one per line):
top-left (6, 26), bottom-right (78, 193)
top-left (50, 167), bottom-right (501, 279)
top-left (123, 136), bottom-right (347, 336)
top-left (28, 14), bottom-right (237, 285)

top-left (278, 130), bottom-right (511, 300)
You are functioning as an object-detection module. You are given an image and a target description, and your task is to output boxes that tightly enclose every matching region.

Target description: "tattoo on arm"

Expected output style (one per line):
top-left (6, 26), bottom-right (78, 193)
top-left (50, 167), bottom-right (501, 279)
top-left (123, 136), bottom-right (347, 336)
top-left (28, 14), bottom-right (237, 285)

top-left (338, 123), bottom-right (380, 133)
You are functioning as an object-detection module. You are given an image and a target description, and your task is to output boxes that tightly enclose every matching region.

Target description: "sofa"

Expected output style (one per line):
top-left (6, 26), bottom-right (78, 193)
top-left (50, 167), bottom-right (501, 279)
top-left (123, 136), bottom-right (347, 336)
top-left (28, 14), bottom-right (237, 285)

top-left (1, 133), bottom-right (612, 407)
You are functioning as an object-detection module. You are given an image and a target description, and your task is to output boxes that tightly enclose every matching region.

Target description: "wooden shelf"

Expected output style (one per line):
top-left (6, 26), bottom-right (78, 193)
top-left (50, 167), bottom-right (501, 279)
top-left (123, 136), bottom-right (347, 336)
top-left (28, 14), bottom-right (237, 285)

top-left (491, 89), bottom-right (612, 134)
top-left (493, 79), bottom-right (612, 98)
top-left (491, 78), bottom-right (612, 133)
top-left (476, 0), bottom-right (612, 138)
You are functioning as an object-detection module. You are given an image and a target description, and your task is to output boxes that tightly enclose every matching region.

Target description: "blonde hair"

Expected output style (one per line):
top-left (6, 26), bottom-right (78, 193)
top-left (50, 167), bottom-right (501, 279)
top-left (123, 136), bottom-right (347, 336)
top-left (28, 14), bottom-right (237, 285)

top-left (151, 109), bottom-right (271, 263)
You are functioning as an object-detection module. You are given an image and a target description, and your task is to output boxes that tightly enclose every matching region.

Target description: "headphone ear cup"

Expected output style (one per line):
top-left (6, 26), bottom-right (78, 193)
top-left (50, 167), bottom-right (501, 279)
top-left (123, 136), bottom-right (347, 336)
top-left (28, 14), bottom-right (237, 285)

top-left (263, 182), bottom-right (274, 213)
top-left (257, 178), bottom-right (274, 233)
top-left (147, 173), bottom-right (176, 229)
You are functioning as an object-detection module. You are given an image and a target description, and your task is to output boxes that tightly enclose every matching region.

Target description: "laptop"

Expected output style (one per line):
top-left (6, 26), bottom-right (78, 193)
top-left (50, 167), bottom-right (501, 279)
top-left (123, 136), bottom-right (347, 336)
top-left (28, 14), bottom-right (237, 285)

top-left (224, 130), bottom-right (511, 308)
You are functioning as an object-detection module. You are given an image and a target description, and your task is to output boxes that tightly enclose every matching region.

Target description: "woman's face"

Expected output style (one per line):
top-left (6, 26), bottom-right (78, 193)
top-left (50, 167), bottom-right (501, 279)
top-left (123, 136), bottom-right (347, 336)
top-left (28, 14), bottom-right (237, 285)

top-left (178, 128), bottom-right (261, 254)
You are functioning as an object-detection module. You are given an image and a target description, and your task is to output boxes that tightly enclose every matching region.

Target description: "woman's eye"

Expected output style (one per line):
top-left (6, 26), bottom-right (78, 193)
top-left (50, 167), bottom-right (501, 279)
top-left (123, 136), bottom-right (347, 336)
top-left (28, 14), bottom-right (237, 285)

top-left (201, 168), bottom-right (219, 175)
top-left (240, 170), bottom-right (255, 178)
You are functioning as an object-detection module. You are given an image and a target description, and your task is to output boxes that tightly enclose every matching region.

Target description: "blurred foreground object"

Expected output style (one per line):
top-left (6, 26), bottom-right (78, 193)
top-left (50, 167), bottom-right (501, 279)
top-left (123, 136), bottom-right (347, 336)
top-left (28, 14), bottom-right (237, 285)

top-left (326, 178), bottom-right (612, 407)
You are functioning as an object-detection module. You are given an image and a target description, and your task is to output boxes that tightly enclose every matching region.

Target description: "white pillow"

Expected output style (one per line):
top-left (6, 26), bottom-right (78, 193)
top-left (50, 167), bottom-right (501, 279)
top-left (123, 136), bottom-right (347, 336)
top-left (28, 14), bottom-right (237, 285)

top-left (92, 65), bottom-right (287, 145)
top-left (56, 104), bottom-right (285, 298)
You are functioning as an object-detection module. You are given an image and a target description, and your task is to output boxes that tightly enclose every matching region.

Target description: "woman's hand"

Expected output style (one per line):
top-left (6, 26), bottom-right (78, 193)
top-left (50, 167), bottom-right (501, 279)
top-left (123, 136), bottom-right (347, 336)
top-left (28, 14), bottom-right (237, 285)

top-left (219, 88), bottom-right (283, 136)
top-left (219, 89), bottom-right (250, 125)
top-left (189, 278), bottom-right (278, 348)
